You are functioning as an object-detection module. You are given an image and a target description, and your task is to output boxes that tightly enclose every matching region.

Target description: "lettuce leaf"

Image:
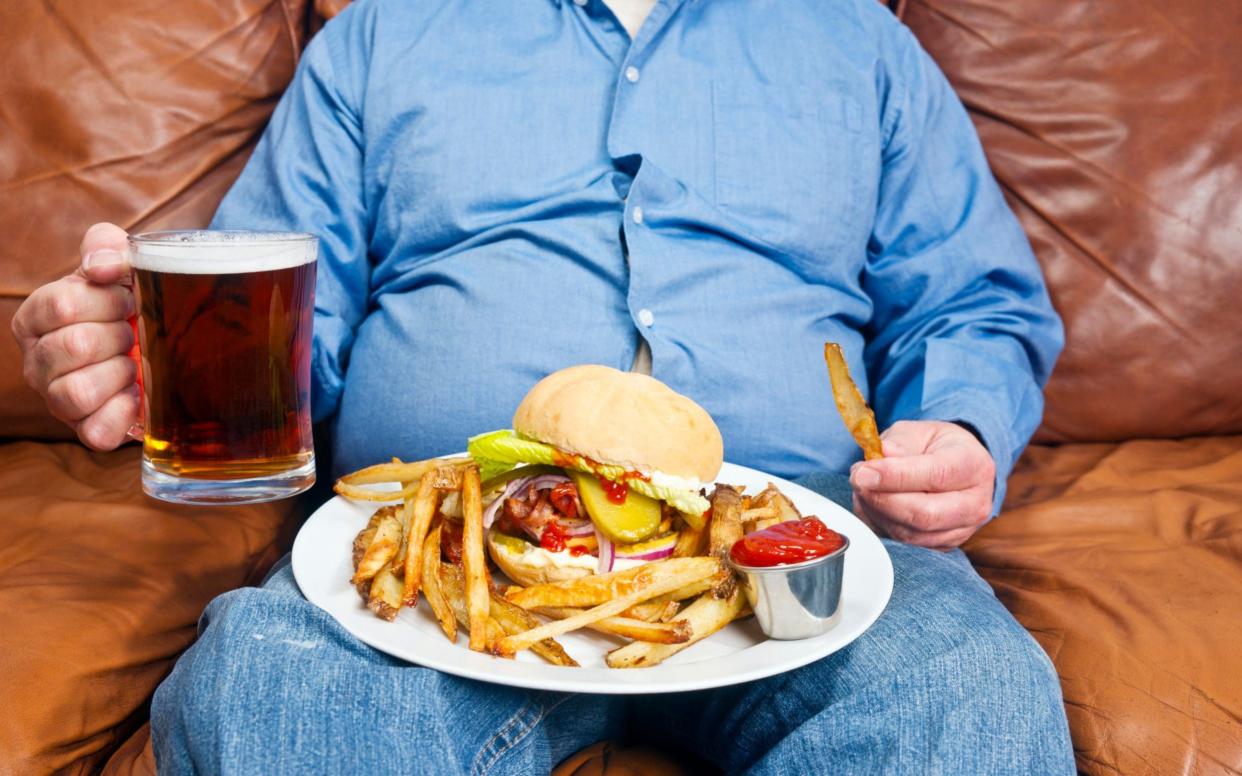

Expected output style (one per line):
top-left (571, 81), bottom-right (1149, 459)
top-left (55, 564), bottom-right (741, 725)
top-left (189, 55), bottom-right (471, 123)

top-left (467, 429), bottom-right (709, 517)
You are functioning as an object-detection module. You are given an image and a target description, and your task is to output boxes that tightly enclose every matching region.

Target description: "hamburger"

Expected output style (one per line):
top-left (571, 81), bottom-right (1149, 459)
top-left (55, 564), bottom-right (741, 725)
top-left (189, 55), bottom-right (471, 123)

top-left (468, 364), bottom-right (723, 585)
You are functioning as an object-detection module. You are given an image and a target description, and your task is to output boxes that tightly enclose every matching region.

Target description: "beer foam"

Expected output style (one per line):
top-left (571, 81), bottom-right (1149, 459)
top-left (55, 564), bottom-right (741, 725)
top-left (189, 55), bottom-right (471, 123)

top-left (130, 231), bottom-right (318, 274)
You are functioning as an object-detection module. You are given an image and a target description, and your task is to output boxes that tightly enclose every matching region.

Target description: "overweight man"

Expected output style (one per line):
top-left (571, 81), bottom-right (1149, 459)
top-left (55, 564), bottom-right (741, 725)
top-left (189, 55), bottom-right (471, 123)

top-left (13, 0), bottom-right (1073, 772)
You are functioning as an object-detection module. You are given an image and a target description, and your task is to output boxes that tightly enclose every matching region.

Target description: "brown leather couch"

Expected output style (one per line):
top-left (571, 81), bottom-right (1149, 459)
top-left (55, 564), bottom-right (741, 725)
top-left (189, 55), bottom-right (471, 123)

top-left (2, 0), bottom-right (1239, 773)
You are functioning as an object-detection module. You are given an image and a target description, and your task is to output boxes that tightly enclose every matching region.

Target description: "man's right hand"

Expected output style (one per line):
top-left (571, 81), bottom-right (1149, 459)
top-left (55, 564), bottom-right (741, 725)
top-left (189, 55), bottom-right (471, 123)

top-left (11, 223), bottom-right (140, 451)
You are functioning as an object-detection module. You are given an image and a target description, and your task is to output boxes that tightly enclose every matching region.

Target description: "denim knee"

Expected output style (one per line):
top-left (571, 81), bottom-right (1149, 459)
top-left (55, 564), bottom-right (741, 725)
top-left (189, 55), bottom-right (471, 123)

top-left (873, 543), bottom-right (1073, 772)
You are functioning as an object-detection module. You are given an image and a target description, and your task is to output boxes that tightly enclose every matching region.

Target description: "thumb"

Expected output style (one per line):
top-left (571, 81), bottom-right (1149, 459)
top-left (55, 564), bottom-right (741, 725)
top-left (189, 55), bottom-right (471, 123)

top-left (78, 222), bottom-right (132, 285)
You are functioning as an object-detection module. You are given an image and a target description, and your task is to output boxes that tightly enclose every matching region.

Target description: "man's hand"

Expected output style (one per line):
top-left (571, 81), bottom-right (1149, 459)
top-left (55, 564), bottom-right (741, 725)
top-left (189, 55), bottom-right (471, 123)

top-left (849, 420), bottom-right (995, 550)
top-left (11, 223), bottom-right (140, 451)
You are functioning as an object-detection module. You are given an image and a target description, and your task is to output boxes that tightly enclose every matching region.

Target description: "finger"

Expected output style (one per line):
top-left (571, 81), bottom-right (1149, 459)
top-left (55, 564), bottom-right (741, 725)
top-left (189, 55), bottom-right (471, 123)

top-left (13, 276), bottom-right (135, 341)
top-left (879, 437), bottom-right (913, 457)
top-left (850, 446), bottom-right (983, 494)
top-left (76, 383), bottom-right (142, 452)
top-left (853, 494), bottom-right (982, 550)
top-left (24, 321), bottom-right (135, 391)
top-left (885, 522), bottom-right (980, 551)
top-left (79, 223), bottom-right (132, 284)
top-left (855, 488), bottom-right (991, 535)
top-left (45, 354), bottom-right (138, 423)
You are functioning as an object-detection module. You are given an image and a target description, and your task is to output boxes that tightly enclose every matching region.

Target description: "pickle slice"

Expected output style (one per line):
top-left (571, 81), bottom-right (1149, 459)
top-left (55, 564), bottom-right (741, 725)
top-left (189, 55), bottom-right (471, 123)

top-left (570, 471), bottom-right (661, 544)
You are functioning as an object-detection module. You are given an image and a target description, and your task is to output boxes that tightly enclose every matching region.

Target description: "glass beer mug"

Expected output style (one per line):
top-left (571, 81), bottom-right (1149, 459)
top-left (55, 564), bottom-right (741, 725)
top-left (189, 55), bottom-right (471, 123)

top-left (129, 231), bottom-right (318, 504)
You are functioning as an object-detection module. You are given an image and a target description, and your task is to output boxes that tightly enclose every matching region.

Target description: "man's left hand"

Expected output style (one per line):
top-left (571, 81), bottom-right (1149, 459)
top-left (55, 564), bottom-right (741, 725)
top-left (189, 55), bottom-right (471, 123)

top-left (849, 420), bottom-right (995, 551)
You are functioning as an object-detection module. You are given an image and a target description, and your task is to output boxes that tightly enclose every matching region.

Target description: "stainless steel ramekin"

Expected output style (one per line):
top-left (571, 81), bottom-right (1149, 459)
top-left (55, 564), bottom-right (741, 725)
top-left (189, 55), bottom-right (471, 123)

top-left (728, 535), bottom-right (849, 640)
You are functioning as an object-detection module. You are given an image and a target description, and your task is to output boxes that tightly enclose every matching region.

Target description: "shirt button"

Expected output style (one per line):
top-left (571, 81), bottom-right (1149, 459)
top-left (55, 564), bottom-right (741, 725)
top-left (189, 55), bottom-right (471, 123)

top-left (632, 206), bottom-right (644, 224)
top-left (625, 66), bottom-right (640, 83)
top-left (638, 308), bottom-right (655, 327)
top-left (573, 0), bottom-right (587, 5)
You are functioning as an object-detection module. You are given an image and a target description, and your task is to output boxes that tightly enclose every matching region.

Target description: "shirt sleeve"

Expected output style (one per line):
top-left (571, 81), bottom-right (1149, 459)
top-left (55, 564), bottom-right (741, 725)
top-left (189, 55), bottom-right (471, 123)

top-left (209, 9), bottom-right (370, 424)
top-left (863, 21), bottom-right (1064, 514)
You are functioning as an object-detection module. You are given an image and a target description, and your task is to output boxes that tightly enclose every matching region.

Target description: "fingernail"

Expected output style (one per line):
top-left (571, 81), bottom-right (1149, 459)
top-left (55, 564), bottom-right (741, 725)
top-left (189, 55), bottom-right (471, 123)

top-left (126, 423), bottom-right (144, 441)
top-left (84, 249), bottom-right (124, 270)
top-left (854, 468), bottom-right (880, 489)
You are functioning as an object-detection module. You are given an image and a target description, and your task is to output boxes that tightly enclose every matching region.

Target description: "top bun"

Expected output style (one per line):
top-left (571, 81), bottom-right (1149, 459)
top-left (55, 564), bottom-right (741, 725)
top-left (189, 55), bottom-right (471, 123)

top-left (512, 364), bottom-right (723, 483)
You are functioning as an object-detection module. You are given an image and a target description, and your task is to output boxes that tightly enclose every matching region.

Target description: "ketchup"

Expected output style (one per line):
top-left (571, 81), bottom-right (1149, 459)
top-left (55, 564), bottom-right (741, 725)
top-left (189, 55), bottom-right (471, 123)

top-left (537, 522), bottom-right (589, 555)
top-left (540, 522), bottom-right (567, 552)
top-left (599, 476), bottom-right (629, 504)
top-left (729, 518), bottom-right (845, 567)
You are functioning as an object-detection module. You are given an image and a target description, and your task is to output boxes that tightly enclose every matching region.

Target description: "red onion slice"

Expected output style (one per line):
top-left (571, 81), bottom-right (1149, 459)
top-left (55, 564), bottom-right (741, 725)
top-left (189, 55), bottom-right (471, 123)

top-left (525, 474), bottom-right (571, 492)
top-left (481, 475), bottom-right (531, 529)
top-left (615, 545), bottom-right (675, 562)
top-left (596, 528), bottom-right (615, 574)
top-left (559, 518), bottom-right (595, 536)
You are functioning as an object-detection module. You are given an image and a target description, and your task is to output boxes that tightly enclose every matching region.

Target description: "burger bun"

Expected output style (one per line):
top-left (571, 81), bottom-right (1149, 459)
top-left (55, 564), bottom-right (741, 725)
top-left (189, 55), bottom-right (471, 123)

top-left (486, 529), bottom-right (593, 586)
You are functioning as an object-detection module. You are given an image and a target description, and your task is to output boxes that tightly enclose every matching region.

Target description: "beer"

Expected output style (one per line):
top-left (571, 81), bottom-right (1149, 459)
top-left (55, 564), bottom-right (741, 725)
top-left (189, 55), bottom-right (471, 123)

top-left (130, 231), bottom-right (318, 504)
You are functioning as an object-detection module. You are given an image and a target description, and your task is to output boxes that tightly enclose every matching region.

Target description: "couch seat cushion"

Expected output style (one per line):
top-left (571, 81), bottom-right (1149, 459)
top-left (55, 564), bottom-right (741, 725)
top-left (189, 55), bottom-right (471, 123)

top-left (967, 436), bottom-right (1242, 775)
top-left (0, 441), bottom-right (297, 774)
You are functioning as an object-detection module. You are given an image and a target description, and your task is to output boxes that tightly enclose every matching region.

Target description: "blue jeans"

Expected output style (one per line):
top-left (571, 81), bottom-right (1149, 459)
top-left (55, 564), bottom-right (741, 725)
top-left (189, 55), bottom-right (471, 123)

top-left (151, 474), bottom-right (1073, 775)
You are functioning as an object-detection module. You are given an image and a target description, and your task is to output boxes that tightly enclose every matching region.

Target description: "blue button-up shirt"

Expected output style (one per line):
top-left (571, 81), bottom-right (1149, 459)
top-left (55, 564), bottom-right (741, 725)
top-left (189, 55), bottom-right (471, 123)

top-left (212, 0), bottom-right (1063, 511)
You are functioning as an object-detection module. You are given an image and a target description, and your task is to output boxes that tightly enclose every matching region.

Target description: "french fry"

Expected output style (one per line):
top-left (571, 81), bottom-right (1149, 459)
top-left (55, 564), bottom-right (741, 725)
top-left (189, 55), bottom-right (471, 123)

top-left (428, 465), bottom-right (465, 490)
top-left (333, 479), bottom-right (421, 503)
top-left (335, 456), bottom-right (468, 488)
top-left (493, 559), bottom-right (720, 656)
top-left (390, 493), bottom-right (416, 576)
top-left (535, 607), bottom-right (692, 644)
top-left (505, 557), bottom-right (720, 610)
top-left (750, 483), bottom-right (803, 523)
top-left (461, 466), bottom-right (490, 651)
top-left (439, 490), bottom-right (463, 519)
top-left (421, 520), bottom-right (456, 642)
top-left (439, 563), bottom-right (574, 664)
top-left (656, 601), bottom-right (682, 622)
top-left (351, 507), bottom-right (402, 586)
top-left (623, 600), bottom-right (671, 622)
top-left (351, 507), bottom-right (387, 575)
top-left (401, 473), bottom-right (441, 606)
top-left (672, 517), bottom-right (708, 558)
top-left (707, 486), bottom-right (743, 599)
top-left (824, 342), bottom-right (883, 461)
top-left (367, 563), bottom-right (404, 621)
top-left (352, 523), bottom-right (381, 602)
top-left (490, 594), bottom-right (579, 667)
top-left (439, 563), bottom-right (502, 650)
top-left (745, 516), bottom-right (783, 535)
top-left (741, 506), bottom-right (777, 522)
top-left (605, 588), bottom-right (746, 668)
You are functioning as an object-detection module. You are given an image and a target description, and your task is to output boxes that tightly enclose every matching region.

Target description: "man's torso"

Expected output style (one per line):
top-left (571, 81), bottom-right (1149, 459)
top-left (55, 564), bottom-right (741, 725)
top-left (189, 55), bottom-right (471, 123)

top-left (248, 0), bottom-right (897, 476)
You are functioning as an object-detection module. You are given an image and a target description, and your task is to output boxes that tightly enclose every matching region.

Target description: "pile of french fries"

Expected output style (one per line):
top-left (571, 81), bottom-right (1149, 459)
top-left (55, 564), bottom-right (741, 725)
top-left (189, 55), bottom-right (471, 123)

top-left (339, 456), bottom-right (810, 668)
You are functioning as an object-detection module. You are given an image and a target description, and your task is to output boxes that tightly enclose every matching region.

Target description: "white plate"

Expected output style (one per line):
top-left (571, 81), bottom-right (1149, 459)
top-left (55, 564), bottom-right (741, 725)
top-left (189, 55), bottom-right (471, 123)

top-left (292, 462), bottom-right (893, 694)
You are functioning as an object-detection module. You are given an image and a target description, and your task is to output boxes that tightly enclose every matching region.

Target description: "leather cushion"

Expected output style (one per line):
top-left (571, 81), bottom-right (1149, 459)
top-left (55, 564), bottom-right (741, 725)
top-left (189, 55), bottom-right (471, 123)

top-left (902, 0), bottom-right (1242, 442)
top-left (0, 442), bottom-right (296, 773)
top-left (0, 0), bottom-right (310, 439)
top-left (967, 436), bottom-right (1242, 775)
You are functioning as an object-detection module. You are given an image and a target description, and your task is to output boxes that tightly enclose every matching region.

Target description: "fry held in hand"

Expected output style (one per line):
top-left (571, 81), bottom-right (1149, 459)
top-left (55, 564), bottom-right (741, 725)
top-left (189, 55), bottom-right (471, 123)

top-left (824, 342), bottom-right (883, 461)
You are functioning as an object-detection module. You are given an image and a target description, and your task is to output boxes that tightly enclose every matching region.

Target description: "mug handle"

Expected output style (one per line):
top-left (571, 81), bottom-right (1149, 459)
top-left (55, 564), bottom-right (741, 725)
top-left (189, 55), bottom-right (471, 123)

top-left (126, 311), bottom-right (145, 442)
